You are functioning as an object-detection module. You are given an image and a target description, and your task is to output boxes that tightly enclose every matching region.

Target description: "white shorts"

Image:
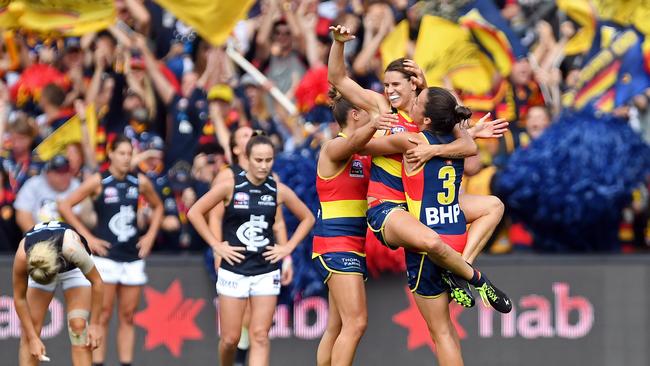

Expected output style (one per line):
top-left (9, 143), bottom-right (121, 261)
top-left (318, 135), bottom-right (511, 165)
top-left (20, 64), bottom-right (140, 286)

top-left (93, 257), bottom-right (147, 285)
top-left (28, 268), bottom-right (90, 292)
top-left (216, 268), bottom-right (281, 298)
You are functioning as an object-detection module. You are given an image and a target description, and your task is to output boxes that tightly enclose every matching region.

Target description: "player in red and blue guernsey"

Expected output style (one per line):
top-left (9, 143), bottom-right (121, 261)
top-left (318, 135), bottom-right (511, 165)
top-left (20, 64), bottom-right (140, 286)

top-left (363, 87), bottom-right (513, 365)
top-left (328, 24), bottom-right (510, 309)
top-left (313, 90), bottom-right (393, 366)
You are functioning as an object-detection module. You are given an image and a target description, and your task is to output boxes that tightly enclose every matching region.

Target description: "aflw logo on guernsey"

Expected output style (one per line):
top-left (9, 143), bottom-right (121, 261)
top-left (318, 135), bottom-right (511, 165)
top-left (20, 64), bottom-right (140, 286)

top-left (391, 125), bottom-right (406, 134)
top-left (104, 186), bottom-right (119, 203)
top-left (350, 160), bottom-right (365, 178)
top-left (233, 192), bottom-right (250, 209)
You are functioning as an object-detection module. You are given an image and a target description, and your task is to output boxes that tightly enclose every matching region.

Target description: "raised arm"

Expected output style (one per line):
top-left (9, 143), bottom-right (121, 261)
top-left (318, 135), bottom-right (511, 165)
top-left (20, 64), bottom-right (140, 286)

top-left (328, 25), bottom-right (388, 115)
top-left (352, 17), bottom-right (391, 76)
top-left (84, 47), bottom-right (108, 106)
top-left (74, 99), bottom-right (98, 171)
top-left (132, 33), bottom-right (174, 105)
top-left (283, 0), bottom-right (306, 55)
top-left (209, 102), bottom-right (232, 164)
top-left (124, 0), bottom-right (151, 34)
top-left (297, 10), bottom-right (322, 68)
top-left (255, 0), bottom-right (279, 62)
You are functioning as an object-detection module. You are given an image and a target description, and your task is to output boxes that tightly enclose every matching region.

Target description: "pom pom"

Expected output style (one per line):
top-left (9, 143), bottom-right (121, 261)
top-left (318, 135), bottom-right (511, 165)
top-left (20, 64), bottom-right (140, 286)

top-left (492, 109), bottom-right (650, 252)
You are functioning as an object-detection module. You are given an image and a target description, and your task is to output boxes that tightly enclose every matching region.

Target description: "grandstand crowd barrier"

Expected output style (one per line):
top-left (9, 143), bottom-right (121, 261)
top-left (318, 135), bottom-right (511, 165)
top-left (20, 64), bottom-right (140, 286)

top-left (1, 255), bottom-right (648, 365)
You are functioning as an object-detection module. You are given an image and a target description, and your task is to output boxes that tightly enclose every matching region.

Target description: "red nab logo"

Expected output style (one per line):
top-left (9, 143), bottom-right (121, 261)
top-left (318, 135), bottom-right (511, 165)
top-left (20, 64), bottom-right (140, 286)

top-left (392, 286), bottom-right (466, 354)
top-left (393, 282), bottom-right (595, 354)
top-left (134, 280), bottom-right (205, 357)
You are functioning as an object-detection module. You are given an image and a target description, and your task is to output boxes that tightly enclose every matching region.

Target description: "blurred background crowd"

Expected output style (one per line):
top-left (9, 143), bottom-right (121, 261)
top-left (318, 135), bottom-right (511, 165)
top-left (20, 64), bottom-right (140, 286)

top-left (0, 0), bottom-right (649, 293)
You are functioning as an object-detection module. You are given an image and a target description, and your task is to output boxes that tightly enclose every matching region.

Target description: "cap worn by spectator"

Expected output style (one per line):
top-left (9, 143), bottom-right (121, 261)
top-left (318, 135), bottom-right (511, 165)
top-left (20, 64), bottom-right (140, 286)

top-left (130, 54), bottom-right (146, 70)
top-left (45, 155), bottom-right (70, 173)
top-left (63, 37), bottom-right (81, 52)
top-left (168, 161), bottom-right (193, 191)
top-left (207, 84), bottom-right (234, 103)
top-left (141, 133), bottom-right (165, 152)
top-left (240, 73), bottom-right (260, 88)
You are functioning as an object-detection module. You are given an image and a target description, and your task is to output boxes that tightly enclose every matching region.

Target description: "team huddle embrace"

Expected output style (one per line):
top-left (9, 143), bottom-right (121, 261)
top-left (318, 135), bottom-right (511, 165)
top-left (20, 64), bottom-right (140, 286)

top-left (13, 25), bottom-right (513, 366)
top-left (311, 25), bottom-right (513, 366)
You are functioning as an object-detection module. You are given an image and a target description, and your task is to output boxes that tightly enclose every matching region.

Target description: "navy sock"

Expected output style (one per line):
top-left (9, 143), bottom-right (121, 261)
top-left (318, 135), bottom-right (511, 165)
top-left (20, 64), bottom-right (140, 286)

top-left (235, 347), bottom-right (249, 364)
top-left (93, 363), bottom-right (104, 366)
top-left (468, 268), bottom-right (486, 287)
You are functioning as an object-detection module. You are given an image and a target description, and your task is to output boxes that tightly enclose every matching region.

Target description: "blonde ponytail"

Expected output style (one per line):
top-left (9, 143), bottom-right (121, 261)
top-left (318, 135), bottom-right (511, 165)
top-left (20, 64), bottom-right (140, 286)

top-left (27, 240), bottom-right (60, 285)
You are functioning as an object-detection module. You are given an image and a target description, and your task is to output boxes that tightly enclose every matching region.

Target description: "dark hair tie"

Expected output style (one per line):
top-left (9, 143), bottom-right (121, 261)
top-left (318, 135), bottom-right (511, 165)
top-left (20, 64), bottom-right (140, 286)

top-left (454, 105), bottom-right (472, 121)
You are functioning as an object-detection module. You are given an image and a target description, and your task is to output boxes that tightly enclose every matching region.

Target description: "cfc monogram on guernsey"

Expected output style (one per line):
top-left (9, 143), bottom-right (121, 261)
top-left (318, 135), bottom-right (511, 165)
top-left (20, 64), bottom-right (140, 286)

top-left (367, 110), bottom-right (419, 203)
top-left (24, 221), bottom-right (90, 273)
top-left (93, 171), bottom-right (140, 262)
top-left (222, 170), bottom-right (279, 276)
top-left (313, 143), bottom-right (371, 255)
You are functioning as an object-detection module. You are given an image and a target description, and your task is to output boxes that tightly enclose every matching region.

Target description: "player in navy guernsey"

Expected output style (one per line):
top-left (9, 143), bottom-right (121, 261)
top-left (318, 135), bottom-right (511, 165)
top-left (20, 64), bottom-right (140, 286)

top-left (58, 135), bottom-right (163, 366)
top-left (12, 221), bottom-right (104, 365)
top-left (208, 126), bottom-right (299, 366)
top-left (188, 135), bottom-right (314, 366)
top-left (362, 87), bottom-right (513, 365)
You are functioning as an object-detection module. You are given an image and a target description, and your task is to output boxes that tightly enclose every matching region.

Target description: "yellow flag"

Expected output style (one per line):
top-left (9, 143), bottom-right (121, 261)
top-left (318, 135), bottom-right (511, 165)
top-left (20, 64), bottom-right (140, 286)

top-left (557, 0), bottom-right (596, 55)
top-left (153, 0), bottom-right (255, 46)
top-left (380, 20), bottom-right (408, 71)
top-left (459, 9), bottom-right (516, 76)
top-left (413, 15), bottom-right (495, 95)
top-left (591, 0), bottom-right (650, 35)
top-left (34, 116), bottom-right (82, 161)
top-left (0, 0), bottom-right (18, 29)
top-left (0, 0), bottom-right (115, 35)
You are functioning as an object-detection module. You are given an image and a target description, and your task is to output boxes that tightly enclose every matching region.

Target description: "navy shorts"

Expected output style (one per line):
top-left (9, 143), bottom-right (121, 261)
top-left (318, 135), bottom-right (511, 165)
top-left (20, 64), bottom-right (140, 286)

top-left (366, 201), bottom-right (407, 250)
top-left (405, 251), bottom-right (446, 298)
top-left (313, 252), bottom-right (368, 283)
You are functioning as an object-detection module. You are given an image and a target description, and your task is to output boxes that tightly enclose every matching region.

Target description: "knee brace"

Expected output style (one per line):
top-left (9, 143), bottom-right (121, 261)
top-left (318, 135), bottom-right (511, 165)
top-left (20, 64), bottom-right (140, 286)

top-left (68, 309), bottom-right (90, 346)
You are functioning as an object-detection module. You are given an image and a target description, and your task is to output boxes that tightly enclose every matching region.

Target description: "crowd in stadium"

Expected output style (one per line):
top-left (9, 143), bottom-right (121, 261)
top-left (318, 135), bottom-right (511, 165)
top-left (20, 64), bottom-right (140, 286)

top-left (1, 0), bottom-right (649, 263)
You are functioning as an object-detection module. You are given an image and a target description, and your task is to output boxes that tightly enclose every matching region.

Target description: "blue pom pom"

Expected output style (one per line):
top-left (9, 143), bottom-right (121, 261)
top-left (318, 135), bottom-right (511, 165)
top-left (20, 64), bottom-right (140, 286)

top-left (493, 110), bottom-right (650, 252)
